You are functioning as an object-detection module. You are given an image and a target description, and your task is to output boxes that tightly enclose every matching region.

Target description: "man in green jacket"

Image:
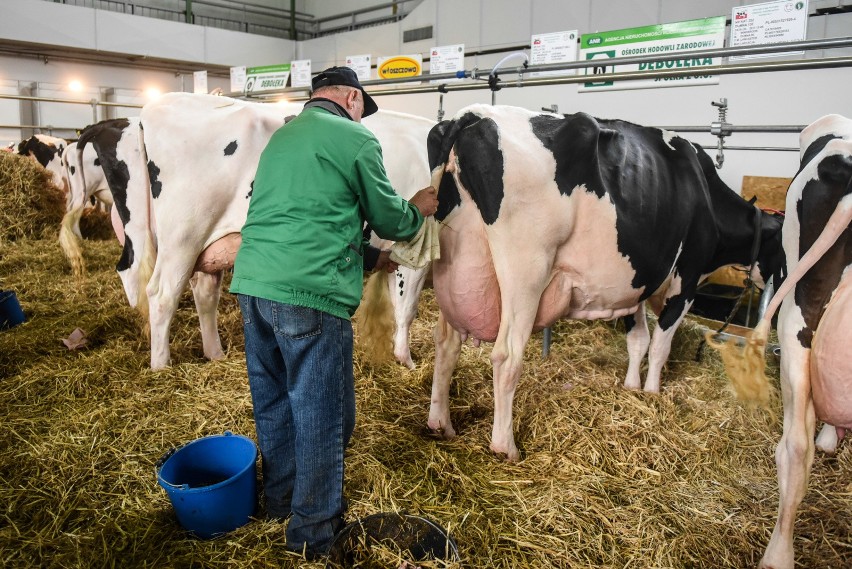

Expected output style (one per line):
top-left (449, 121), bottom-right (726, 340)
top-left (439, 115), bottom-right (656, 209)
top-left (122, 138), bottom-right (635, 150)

top-left (230, 66), bottom-right (438, 559)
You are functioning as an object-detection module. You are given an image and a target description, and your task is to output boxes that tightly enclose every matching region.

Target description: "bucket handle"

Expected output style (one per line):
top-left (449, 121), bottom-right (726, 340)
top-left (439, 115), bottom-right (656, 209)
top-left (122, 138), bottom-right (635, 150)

top-left (154, 442), bottom-right (189, 490)
top-left (154, 432), bottom-right (236, 490)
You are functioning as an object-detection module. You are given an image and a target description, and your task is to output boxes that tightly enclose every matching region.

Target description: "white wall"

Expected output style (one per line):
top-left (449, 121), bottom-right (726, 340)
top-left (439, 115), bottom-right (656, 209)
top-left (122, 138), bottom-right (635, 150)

top-left (295, 0), bottom-right (852, 192)
top-left (2, 0), bottom-right (852, 192)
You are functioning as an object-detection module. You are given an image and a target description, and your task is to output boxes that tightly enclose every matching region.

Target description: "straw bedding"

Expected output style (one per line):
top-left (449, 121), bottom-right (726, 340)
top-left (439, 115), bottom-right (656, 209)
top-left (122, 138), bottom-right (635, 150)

top-left (0, 152), bottom-right (64, 243)
top-left (1, 236), bottom-right (850, 568)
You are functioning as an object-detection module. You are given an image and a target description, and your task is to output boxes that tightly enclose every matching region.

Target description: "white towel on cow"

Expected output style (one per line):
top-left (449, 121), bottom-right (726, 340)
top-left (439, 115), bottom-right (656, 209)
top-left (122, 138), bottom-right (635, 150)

top-left (390, 217), bottom-right (441, 270)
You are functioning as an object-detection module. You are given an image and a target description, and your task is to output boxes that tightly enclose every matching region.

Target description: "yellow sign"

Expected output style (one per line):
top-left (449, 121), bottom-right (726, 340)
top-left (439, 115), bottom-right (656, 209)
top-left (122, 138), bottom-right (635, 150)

top-left (378, 55), bottom-right (422, 79)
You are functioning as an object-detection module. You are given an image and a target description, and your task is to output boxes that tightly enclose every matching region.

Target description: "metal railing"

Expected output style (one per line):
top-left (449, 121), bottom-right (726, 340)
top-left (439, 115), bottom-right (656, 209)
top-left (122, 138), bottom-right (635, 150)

top-left (45, 0), bottom-right (417, 39)
top-left (235, 36), bottom-right (852, 100)
top-left (2, 36), bottom-right (850, 137)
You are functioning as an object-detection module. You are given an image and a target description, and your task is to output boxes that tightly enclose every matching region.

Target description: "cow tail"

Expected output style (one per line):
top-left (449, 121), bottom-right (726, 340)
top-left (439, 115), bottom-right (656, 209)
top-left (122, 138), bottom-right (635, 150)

top-left (136, 231), bottom-right (157, 338)
top-left (135, 124), bottom-right (157, 337)
top-left (428, 113), bottom-right (482, 190)
top-left (707, 171), bottom-right (852, 405)
top-left (705, 320), bottom-right (772, 405)
top-left (58, 144), bottom-right (87, 277)
top-left (355, 270), bottom-right (395, 366)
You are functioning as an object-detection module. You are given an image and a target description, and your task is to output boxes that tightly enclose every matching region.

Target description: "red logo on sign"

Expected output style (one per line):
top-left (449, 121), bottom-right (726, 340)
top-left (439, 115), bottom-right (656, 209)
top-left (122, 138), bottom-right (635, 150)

top-left (432, 50), bottom-right (438, 55)
top-left (735, 11), bottom-right (748, 19)
top-left (533, 39), bottom-right (541, 45)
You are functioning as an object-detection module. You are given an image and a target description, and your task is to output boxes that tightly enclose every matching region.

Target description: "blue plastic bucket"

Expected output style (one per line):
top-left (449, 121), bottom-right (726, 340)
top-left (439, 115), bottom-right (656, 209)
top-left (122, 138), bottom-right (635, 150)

top-left (156, 432), bottom-right (258, 539)
top-left (0, 290), bottom-right (26, 330)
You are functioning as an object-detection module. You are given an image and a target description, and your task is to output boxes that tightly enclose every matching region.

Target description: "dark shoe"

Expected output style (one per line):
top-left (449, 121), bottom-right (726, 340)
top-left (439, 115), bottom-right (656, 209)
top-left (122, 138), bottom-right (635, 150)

top-left (284, 544), bottom-right (327, 561)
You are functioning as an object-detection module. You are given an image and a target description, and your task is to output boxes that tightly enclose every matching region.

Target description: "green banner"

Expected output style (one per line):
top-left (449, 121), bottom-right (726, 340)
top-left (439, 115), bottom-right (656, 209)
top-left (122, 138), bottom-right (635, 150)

top-left (579, 17), bottom-right (726, 92)
top-left (244, 63), bottom-right (291, 93)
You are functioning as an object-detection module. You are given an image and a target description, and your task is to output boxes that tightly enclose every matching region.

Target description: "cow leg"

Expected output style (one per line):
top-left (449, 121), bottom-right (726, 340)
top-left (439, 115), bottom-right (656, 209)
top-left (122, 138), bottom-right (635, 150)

top-left (390, 265), bottom-right (429, 369)
top-left (146, 257), bottom-right (194, 370)
top-left (814, 423), bottom-right (839, 454)
top-left (189, 270), bottom-right (225, 361)
top-left (428, 309), bottom-right (462, 438)
top-left (623, 303), bottom-right (650, 390)
top-left (760, 326), bottom-right (815, 569)
top-left (643, 298), bottom-right (692, 393)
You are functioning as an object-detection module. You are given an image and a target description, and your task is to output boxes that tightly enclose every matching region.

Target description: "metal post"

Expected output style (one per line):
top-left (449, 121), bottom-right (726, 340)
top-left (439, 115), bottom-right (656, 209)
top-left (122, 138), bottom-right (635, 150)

top-left (290, 0), bottom-right (296, 40)
top-left (90, 99), bottom-right (98, 124)
top-left (543, 327), bottom-right (552, 358)
top-left (185, 0), bottom-right (193, 24)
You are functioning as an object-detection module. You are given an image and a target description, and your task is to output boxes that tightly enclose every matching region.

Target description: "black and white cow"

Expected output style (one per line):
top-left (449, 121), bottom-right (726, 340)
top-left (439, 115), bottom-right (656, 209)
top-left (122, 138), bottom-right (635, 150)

top-left (58, 138), bottom-right (115, 275)
top-left (715, 114), bottom-right (852, 569)
top-left (17, 134), bottom-right (68, 192)
top-left (78, 94), bottom-right (436, 370)
top-left (417, 104), bottom-right (785, 461)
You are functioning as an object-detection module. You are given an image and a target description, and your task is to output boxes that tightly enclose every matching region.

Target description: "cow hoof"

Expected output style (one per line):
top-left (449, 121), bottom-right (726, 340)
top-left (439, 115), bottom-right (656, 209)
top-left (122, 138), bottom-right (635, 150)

top-left (206, 350), bottom-right (226, 362)
top-left (490, 448), bottom-right (520, 463)
top-left (426, 422), bottom-right (456, 440)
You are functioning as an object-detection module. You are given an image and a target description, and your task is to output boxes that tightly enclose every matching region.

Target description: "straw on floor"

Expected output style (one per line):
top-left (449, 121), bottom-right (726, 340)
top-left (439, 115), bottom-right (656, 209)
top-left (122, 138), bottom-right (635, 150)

top-left (1, 235), bottom-right (850, 568)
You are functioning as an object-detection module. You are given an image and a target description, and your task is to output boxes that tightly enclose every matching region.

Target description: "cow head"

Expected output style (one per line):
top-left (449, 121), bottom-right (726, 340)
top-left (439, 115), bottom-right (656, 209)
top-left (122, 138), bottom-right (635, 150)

top-left (753, 209), bottom-right (786, 290)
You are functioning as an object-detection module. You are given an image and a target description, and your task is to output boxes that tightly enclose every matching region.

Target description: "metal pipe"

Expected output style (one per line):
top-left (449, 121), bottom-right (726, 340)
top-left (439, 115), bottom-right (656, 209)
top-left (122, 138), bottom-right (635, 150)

top-left (0, 93), bottom-right (144, 109)
top-left (192, 0), bottom-right (313, 18)
top-left (192, 0), bottom-right (314, 24)
top-left (254, 55), bottom-right (852, 101)
top-left (658, 125), bottom-right (806, 133)
top-left (314, 0), bottom-right (419, 23)
top-left (0, 124), bottom-right (80, 131)
top-left (699, 145), bottom-right (800, 152)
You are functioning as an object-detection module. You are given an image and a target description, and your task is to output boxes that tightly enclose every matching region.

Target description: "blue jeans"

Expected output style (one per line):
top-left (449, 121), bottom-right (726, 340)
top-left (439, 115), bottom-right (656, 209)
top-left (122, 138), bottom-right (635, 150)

top-left (237, 294), bottom-right (354, 554)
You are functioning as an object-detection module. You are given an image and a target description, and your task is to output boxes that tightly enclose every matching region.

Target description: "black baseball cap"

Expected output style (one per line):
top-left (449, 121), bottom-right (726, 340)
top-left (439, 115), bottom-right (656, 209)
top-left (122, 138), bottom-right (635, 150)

top-left (311, 66), bottom-right (378, 117)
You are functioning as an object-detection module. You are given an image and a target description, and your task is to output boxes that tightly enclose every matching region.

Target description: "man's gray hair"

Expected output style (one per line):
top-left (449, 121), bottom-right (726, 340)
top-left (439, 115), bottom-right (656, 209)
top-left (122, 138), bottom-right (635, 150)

top-left (312, 84), bottom-right (357, 99)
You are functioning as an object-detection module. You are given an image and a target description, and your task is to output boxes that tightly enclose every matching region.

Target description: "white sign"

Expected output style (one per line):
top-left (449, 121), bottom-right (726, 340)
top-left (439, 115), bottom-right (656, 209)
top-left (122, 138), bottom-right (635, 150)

top-left (193, 71), bottom-right (208, 94)
top-left (290, 59), bottom-right (312, 88)
top-left (529, 30), bottom-right (579, 77)
top-left (244, 64), bottom-right (291, 93)
top-left (230, 66), bottom-right (246, 93)
top-left (429, 44), bottom-right (465, 81)
top-left (579, 17), bottom-right (727, 92)
top-left (730, 0), bottom-right (809, 59)
top-left (345, 54), bottom-right (372, 82)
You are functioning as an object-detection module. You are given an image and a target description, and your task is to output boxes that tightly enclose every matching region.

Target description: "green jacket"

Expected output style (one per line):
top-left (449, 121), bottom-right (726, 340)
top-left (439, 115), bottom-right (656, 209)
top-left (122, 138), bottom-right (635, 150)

top-left (230, 105), bottom-right (424, 319)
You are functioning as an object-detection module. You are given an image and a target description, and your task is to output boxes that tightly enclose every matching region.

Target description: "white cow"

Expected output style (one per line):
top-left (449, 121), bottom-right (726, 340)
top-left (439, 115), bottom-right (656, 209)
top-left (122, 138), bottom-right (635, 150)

top-left (81, 94), bottom-right (434, 370)
top-left (58, 139), bottom-right (115, 275)
top-left (713, 114), bottom-right (852, 569)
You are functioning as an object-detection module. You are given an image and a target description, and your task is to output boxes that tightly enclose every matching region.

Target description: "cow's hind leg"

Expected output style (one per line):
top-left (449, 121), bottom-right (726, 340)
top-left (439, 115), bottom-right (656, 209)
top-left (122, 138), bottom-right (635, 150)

top-left (146, 255), bottom-right (194, 369)
top-left (623, 303), bottom-right (650, 390)
top-left (190, 270), bottom-right (225, 361)
top-left (391, 265), bottom-right (429, 369)
top-left (760, 312), bottom-right (815, 569)
top-left (428, 309), bottom-right (462, 438)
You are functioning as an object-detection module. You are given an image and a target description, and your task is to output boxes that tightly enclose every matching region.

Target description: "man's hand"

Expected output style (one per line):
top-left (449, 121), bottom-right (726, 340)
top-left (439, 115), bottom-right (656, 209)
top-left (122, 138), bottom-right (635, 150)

top-left (408, 185), bottom-right (439, 217)
top-left (374, 249), bottom-right (399, 273)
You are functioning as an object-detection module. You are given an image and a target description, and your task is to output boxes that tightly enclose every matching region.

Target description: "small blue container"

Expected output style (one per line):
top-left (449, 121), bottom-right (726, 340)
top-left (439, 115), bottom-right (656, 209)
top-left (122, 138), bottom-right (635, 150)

top-left (0, 290), bottom-right (26, 330)
top-left (156, 432), bottom-right (258, 539)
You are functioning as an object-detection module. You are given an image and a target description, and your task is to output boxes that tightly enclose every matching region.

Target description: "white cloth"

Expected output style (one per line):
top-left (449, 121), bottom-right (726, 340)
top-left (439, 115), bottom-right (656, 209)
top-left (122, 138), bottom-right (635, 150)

top-left (389, 217), bottom-right (441, 270)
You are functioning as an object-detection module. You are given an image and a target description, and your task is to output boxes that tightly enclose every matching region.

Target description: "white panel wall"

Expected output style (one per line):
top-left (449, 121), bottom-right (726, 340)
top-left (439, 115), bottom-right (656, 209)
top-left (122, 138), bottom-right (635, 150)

top-left (205, 27), bottom-right (296, 67)
top-left (589, 0), bottom-right (659, 32)
top-left (96, 11), bottom-right (207, 62)
top-left (0, 1), bottom-right (97, 49)
top-left (532, 0), bottom-right (591, 36)
top-left (2, 0), bottom-right (851, 192)
top-left (481, 0), bottom-right (533, 49)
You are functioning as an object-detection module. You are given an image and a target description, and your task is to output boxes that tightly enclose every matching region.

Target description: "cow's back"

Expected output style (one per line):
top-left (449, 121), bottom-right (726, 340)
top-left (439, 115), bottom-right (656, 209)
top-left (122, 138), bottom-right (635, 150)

top-left (140, 94), bottom-right (301, 250)
top-left (432, 105), bottom-right (717, 338)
